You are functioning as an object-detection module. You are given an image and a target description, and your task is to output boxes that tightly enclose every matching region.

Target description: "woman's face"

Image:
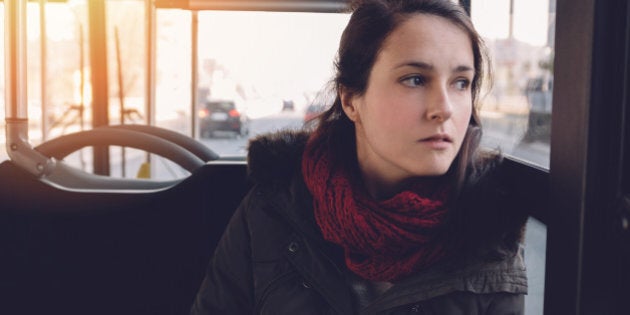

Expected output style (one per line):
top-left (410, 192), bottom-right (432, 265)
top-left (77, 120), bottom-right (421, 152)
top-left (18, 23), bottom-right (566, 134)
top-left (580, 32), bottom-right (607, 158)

top-left (342, 13), bottom-right (474, 198)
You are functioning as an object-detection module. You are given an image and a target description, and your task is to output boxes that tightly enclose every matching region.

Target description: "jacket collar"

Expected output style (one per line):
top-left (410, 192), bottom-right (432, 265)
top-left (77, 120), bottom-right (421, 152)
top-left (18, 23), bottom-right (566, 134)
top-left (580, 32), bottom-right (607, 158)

top-left (247, 130), bottom-right (356, 314)
top-left (247, 130), bottom-right (324, 239)
top-left (247, 130), bottom-right (310, 186)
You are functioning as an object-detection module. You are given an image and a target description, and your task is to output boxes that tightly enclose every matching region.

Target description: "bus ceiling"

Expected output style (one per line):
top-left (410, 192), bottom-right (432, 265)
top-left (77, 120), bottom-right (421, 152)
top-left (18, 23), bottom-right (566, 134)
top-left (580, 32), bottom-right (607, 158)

top-left (154, 0), bottom-right (349, 12)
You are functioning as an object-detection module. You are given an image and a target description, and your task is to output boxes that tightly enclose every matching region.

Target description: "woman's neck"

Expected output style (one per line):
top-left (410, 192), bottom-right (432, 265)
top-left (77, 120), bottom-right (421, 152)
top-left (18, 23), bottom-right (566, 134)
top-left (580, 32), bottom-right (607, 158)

top-left (360, 168), bottom-right (408, 201)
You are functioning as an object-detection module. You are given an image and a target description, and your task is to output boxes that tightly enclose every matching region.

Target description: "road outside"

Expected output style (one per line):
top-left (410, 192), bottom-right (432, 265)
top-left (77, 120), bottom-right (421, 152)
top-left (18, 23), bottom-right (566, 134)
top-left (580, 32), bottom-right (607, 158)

top-left (197, 110), bottom-right (305, 158)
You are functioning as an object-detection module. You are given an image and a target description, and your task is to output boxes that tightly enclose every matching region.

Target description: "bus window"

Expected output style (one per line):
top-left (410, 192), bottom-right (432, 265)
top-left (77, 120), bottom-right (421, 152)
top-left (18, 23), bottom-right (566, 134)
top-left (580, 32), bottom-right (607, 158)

top-left (1, 1), bottom-right (349, 179)
top-left (472, 0), bottom-right (555, 169)
top-left (0, 1), bottom-right (162, 178)
top-left (154, 9), bottom-right (349, 158)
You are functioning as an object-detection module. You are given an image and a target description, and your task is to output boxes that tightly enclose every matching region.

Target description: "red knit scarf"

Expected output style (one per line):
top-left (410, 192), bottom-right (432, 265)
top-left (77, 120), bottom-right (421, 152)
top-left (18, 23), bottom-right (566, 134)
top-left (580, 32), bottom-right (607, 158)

top-left (302, 137), bottom-right (450, 282)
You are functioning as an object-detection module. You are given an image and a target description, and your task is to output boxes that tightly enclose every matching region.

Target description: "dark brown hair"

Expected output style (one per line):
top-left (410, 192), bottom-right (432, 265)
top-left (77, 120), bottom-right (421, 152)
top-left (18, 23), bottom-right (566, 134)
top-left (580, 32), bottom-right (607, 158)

top-left (309, 0), bottom-right (491, 193)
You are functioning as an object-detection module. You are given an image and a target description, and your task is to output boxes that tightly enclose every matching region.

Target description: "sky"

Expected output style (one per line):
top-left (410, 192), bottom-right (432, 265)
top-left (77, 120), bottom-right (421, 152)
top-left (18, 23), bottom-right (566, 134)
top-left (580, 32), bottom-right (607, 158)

top-left (196, 11), bottom-right (349, 105)
top-left (472, 0), bottom-right (552, 46)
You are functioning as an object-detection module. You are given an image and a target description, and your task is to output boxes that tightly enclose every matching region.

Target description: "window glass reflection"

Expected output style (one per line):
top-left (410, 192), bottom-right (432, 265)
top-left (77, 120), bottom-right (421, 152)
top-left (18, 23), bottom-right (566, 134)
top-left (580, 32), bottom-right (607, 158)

top-left (472, 0), bottom-right (555, 168)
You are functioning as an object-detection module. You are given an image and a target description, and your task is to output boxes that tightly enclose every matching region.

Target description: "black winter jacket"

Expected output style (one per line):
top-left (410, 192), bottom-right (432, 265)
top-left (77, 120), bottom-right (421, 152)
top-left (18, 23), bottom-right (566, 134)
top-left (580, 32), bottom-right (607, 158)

top-left (190, 131), bottom-right (529, 315)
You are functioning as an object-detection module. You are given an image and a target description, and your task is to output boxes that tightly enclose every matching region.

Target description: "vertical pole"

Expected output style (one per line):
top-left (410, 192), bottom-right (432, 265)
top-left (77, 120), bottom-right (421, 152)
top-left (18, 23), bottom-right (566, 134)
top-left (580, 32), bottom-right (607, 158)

top-left (145, 0), bottom-right (156, 127)
top-left (191, 11), bottom-right (198, 138)
top-left (507, 0), bottom-right (515, 94)
top-left (4, 0), bottom-right (53, 176)
top-left (39, 0), bottom-right (47, 142)
top-left (5, 0), bottom-right (27, 120)
top-left (78, 24), bottom-right (87, 171)
top-left (79, 25), bottom-right (85, 132)
top-left (115, 27), bottom-right (126, 177)
top-left (508, 0), bottom-right (514, 39)
top-left (88, 0), bottom-right (110, 175)
top-left (144, 0), bottom-right (156, 171)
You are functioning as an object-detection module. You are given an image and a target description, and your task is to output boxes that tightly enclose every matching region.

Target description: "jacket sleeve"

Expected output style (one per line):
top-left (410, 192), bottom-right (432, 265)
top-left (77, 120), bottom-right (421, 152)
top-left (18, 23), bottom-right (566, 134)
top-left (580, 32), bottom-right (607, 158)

top-left (458, 155), bottom-right (530, 257)
top-left (190, 193), bottom-right (255, 315)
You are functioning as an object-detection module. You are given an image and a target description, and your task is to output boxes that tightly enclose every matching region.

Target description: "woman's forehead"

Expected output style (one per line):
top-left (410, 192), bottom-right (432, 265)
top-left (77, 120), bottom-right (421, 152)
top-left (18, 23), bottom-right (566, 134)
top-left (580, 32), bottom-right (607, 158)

top-left (376, 13), bottom-right (474, 69)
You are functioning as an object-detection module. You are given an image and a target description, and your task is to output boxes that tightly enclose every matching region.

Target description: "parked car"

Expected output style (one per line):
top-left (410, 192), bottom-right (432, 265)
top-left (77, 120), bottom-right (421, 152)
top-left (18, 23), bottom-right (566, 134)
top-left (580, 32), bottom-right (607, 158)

top-left (523, 76), bottom-right (553, 142)
top-left (198, 100), bottom-right (249, 138)
top-left (282, 100), bottom-right (295, 112)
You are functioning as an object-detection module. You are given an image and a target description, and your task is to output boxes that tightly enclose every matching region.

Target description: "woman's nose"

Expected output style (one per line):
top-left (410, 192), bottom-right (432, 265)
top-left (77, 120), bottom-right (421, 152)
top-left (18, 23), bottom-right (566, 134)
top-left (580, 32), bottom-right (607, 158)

top-left (425, 85), bottom-right (453, 122)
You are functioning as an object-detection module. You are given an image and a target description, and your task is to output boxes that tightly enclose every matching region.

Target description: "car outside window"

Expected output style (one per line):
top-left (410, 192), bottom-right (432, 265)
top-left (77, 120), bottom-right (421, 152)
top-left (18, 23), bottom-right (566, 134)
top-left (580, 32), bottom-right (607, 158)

top-left (155, 10), bottom-right (350, 159)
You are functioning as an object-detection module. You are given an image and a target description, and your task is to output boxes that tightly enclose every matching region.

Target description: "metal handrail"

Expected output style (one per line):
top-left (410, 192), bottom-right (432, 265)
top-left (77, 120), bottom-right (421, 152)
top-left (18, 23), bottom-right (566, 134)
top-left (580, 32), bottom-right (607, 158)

top-left (4, 0), bottom-right (55, 177)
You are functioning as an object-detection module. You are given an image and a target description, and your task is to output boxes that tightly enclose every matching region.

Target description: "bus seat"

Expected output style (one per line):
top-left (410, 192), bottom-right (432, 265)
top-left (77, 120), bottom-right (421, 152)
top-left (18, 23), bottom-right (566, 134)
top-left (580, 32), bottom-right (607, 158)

top-left (0, 159), bottom-right (249, 315)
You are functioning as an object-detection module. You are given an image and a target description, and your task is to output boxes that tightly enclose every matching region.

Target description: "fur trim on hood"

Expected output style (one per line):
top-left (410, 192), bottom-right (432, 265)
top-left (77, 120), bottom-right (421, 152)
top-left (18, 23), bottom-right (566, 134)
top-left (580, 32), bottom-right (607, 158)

top-left (246, 130), bottom-right (311, 184)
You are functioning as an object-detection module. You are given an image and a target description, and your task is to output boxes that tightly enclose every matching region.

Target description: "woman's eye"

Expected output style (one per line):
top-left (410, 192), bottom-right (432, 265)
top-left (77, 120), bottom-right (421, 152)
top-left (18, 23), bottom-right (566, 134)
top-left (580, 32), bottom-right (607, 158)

top-left (454, 79), bottom-right (471, 91)
top-left (401, 75), bottom-right (425, 87)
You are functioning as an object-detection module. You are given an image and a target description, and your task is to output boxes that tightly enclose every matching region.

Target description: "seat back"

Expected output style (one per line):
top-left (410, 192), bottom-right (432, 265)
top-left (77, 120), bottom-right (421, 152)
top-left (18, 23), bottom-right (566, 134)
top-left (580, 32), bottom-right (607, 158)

top-left (0, 160), bottom-right (250, 315)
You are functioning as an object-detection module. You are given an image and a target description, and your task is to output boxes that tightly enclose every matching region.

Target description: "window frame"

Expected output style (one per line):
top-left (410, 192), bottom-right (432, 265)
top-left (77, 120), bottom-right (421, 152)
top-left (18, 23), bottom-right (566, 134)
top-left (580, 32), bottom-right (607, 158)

top-left (536, 0), bottom-right (629, 313)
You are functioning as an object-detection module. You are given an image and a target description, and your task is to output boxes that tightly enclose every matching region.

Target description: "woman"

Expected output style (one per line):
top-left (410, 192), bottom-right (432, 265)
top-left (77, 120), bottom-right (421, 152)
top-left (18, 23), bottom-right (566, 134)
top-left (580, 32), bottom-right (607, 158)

top-left (191, 0), bottom-right (529, 313)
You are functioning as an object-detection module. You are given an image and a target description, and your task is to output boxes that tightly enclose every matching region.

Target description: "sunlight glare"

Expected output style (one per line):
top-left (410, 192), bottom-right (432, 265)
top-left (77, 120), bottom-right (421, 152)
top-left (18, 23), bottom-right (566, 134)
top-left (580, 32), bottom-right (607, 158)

top-left (472, 0), bottom-right (551, 46)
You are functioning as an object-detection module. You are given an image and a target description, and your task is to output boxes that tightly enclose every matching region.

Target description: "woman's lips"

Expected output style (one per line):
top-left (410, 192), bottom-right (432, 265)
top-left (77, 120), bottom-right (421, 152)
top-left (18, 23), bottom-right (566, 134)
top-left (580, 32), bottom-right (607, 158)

top-left (418, 134), bottom-right (452, 149)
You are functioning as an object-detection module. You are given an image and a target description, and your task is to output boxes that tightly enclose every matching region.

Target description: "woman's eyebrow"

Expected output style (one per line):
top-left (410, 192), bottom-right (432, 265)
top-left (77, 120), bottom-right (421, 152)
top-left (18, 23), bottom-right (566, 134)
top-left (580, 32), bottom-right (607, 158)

top-left (395, 61), bottom-right (433, 70)
top-left (395, 61), bottom-right (474, 74)
top-left (454, 65), bottom-right (474, 74)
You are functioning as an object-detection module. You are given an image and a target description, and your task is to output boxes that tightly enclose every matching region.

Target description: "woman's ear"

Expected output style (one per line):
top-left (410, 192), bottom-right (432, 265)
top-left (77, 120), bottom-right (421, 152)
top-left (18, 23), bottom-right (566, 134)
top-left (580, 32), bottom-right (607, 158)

top-left (340, 86), bottom-right (359, 122)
